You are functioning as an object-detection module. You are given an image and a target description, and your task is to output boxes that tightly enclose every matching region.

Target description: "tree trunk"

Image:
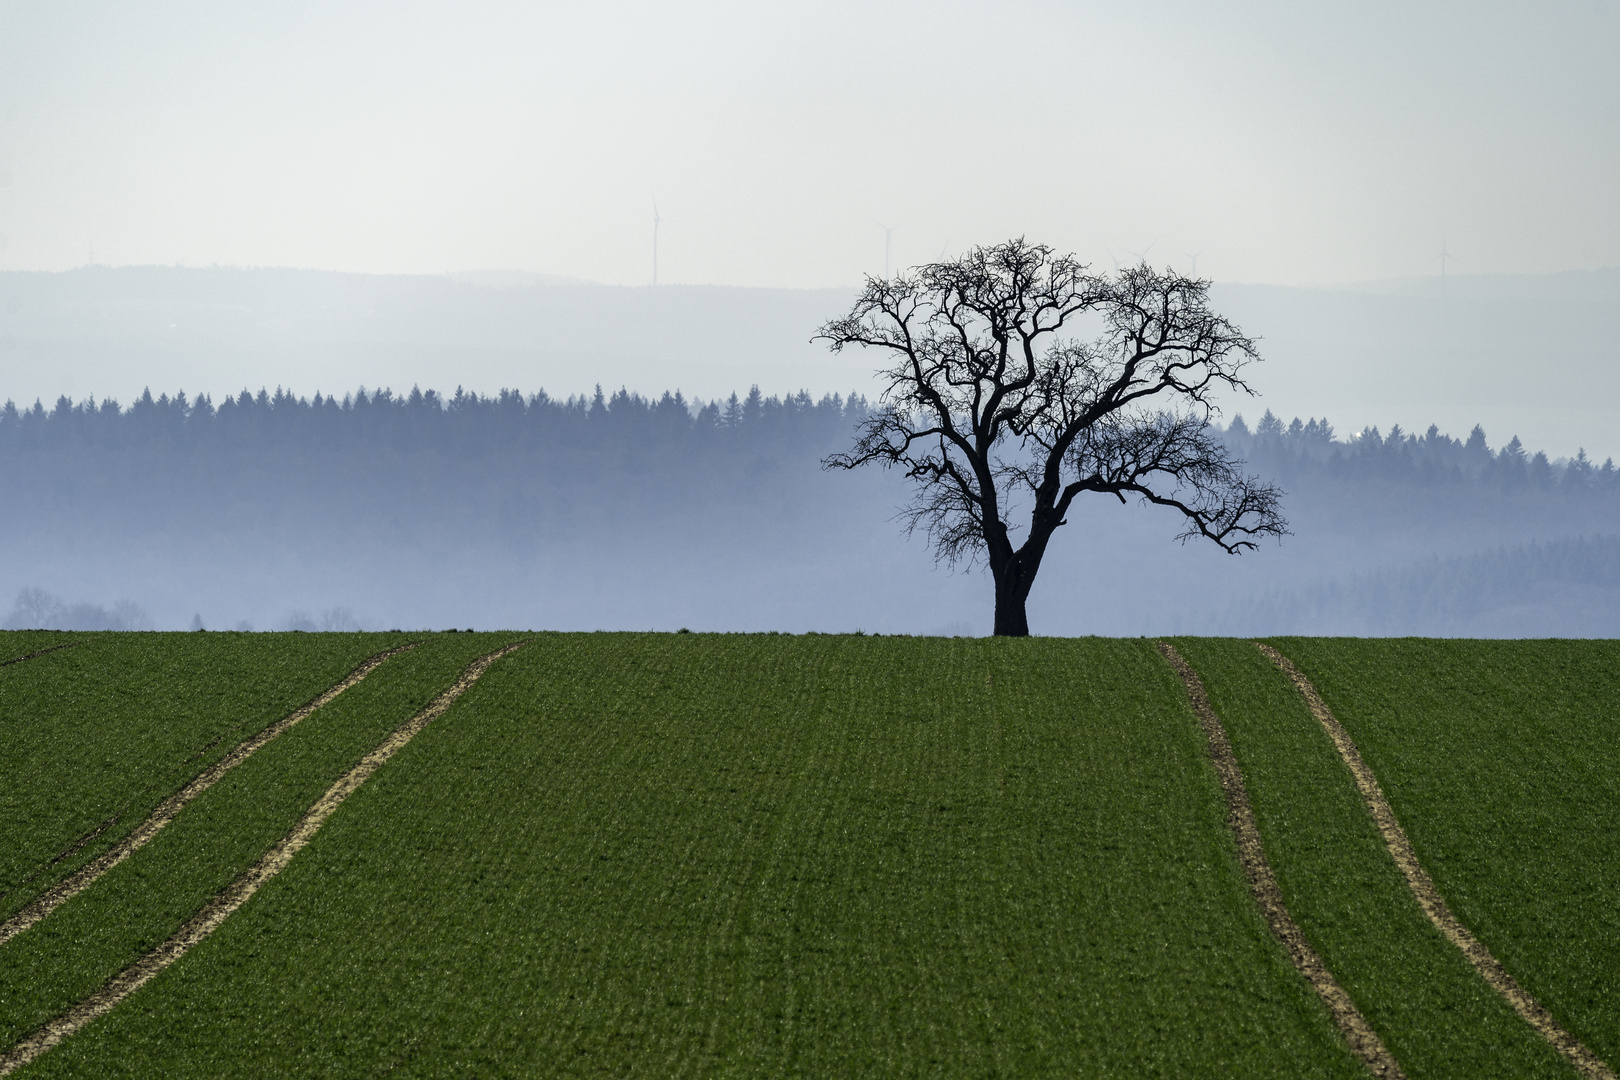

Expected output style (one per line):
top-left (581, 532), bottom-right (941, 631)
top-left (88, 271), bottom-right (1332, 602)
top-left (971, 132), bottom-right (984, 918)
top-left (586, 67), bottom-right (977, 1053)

top-left (992, 564), bottom-right (1032, 636)
top-left (992, 581), bottom-right (1030, 636)
top-left (990, 525), bottom-right (1059, 637)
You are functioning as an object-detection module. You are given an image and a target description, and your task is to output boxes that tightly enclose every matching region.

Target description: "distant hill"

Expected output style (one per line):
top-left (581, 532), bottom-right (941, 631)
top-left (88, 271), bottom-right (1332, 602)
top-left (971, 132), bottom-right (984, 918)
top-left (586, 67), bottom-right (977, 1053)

top-left (1209, 267), bottom-right (1620, 460)
top-left (446, 269), bottom-right (599, 289)
top-left (2, 263), bottom-right (1617, 458)
top-left (0, 265), bottom-right (864, 411)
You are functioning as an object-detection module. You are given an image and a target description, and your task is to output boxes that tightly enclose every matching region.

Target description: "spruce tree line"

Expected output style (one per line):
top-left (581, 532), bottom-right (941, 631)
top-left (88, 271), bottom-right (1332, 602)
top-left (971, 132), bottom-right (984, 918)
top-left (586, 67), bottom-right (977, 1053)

top-left (0, 384), bottom-right (866, 460)
top-left (0, 385), bottom-right (872, 540)
top-left (1228, 409), bottom-right (1618, 493)
top-left (5, 387), bottom-right (1610, 495)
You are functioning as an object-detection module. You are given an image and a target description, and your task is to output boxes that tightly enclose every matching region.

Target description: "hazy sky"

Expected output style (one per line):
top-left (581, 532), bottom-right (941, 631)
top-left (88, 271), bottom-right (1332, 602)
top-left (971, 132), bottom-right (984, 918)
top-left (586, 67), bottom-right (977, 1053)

top-left (1, 1), bottom-right (1616, 288)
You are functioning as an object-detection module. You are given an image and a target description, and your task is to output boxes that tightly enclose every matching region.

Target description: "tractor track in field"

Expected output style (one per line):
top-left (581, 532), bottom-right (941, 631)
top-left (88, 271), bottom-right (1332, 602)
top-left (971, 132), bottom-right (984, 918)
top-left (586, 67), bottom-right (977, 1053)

top-left (0, 818), bottom-right (119, 905)
top-left (0, 641), bottom-right (522, 1077)
top-left (0, 642), bottom-right (76, 668)
top-left (0, 642), bottom-right (419, 950)
top-left (1157, 642), bottom-right (1405, 1078)
top-left (1257, 642), bottom-right (1616, 1080)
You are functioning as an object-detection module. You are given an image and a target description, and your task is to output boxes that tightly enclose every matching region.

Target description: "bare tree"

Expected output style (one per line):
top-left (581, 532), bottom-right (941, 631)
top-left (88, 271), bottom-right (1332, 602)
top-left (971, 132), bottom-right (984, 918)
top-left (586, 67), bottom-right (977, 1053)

top-left (817, 238), bottom-right (1287, 636)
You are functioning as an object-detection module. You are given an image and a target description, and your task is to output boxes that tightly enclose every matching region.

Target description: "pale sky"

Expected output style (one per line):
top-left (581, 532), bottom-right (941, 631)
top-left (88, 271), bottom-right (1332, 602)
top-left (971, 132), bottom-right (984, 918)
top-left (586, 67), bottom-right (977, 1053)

top-left (1, 0), bottom-right (1617, 288)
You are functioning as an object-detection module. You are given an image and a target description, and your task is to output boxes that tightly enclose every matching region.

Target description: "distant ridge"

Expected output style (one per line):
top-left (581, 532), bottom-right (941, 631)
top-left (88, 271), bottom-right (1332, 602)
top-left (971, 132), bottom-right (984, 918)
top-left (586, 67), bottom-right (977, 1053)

top-left (1219, 265), bottom-right (1620, 299)
top-left (447, 269), bottom-right (600, 290)
top-left (5, 263), bottom-right (1620, 459)
top-left (0, 264), bottom-right (866, 410)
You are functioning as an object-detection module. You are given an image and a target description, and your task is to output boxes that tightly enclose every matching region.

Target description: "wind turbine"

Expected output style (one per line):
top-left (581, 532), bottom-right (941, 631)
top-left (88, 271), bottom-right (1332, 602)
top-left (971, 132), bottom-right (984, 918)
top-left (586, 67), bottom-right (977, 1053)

top-left (652, 198), bottom-right (662, 287)
top-left (1125, 240), bottom-right (1158, 266)
top-left (876, 221), bottom-right (899, 278)
top-left (1184, 250), bottom-right (1204, 277)
top-left (1435, 240), bottom-right (1456, 298)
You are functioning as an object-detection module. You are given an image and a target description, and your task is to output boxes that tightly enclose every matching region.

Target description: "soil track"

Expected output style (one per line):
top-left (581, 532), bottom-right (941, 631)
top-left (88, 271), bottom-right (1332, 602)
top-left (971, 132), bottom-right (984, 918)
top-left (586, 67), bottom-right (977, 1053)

top-left (1257, 642), bottom-right (1616, 1080)
top-left (0, 642), bottom-right (76, 668)
top-left (0, 642), bottom-right (522, 1077)
top-left (1157, 642), bottom-right (1404, 1078)
top-left (0, 642), bottom-right (418, 949)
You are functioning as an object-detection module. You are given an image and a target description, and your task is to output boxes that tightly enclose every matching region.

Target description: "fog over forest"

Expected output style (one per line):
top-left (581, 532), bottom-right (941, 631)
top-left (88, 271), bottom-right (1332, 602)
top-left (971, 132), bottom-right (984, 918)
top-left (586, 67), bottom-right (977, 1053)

top-left (4, 374), bottom-right (1619, 637)
top-left (4, 265), bottom-right (1620, 636)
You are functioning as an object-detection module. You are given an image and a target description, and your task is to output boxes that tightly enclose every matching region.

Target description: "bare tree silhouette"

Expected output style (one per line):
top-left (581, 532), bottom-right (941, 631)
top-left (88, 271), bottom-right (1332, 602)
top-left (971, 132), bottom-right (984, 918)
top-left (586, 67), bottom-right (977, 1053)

top-left (818, 238), bottom-right (1288, 636)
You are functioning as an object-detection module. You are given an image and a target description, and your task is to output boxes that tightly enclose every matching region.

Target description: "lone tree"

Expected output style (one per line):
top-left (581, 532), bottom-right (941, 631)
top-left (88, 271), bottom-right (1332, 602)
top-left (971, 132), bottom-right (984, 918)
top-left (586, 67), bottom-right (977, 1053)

top-left (818, 238), bottom-right (1287, 636)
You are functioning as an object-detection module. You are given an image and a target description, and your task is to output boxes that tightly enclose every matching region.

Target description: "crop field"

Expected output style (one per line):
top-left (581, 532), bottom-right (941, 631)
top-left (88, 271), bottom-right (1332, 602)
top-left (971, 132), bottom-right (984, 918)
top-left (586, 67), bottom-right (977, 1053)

top-left (1263, 639), bottom-right (1620, 1070)
top-left (0, 631), bottom-right (412, 922)
top-left (1168, 639), bottom-right (1576, 1079)
top-left (0, 631), bottom-right (1615, 1077)
top-left (0, 637), bottom-right (71, 668)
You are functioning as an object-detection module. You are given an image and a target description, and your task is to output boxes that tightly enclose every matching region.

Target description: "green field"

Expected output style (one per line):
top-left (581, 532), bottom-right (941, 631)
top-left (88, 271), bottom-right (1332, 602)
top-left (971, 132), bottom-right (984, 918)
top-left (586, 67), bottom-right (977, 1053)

top-left (1267, 639), bottom-right (1620, 1068)
top-left (1169, 639), bottom-right (1572, 1078)
top-left (1, 631), bottom-right (1615, 1077)
top-left (0, 631), bottom-right (410, 920)
top-left (0, 636), bottom-right (68, 667)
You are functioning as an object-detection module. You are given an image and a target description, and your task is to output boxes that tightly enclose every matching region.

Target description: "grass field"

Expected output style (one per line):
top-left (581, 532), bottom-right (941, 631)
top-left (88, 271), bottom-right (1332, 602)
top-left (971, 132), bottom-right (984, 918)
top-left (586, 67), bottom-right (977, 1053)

top-left (0, 632), bottom-right (1615, 1077)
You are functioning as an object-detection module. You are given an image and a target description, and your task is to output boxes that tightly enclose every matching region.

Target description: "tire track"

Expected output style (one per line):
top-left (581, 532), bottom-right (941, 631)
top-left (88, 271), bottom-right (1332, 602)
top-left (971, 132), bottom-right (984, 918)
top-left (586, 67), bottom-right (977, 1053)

top-left (0, 641), bottom-right (522, 1077)
top-left (1257, 641), bottom-right (1616, 1080)
top-left (0, 642), bottom-right (76, 668)
top-left (1157, 642), bottom-right (1404, 1078)
top-left (0, 642), bottom-right (418, 949)
top-left (0, 818), bottom-right (119, 906)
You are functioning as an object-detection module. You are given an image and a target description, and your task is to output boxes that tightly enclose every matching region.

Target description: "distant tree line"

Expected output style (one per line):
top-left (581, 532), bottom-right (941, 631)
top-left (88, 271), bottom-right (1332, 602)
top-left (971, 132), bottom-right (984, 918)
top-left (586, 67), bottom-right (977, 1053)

top-left (0, 384), bottom-right (868, 462)
top-left (0, 384), bottom-right (880, 634)
top-left (8, 389), bottom-right (1610, 499)
top-left (5, 385), bottom-right (1620, 638)
top-left (0, 384), bottom-right (875, 539)
top-left (2, 387), bottom-right (1614, 557)
top-left (0, 587), bottom-right (152, 632)
top-left (1226, 409), bottom-right (1618, 494)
